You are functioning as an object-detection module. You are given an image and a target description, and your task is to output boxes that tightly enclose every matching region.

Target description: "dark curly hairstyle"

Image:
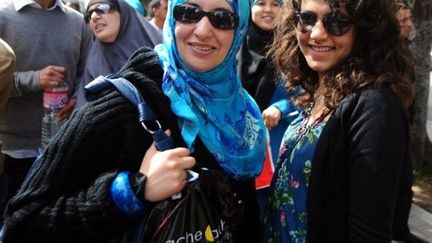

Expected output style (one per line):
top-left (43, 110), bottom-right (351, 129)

top-left (268, 0), bottom-right (414, 110)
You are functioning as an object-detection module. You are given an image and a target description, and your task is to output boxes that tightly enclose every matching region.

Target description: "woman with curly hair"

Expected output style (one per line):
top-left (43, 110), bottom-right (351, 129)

top-left (262, 0), bottom-right (414, 242)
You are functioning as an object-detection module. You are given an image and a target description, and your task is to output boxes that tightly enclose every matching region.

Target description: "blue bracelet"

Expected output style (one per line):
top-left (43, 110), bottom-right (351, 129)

top-left (110, 171), bottom-right (148, 218)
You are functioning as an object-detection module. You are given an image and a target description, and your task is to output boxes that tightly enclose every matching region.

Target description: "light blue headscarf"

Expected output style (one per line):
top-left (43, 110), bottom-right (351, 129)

top-left (124, 0), bottom-right (147, 16)
top-left (155, 0), bottom-right (265, 179)
top-left (253, 0), bottom-right (283, 5)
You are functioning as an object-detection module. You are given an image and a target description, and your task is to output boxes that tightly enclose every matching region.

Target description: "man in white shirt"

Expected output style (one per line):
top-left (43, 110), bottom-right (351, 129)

top-left (148, 0), bottom-right (167, 32)
top-left (0, 0), bottom-right (92, 208)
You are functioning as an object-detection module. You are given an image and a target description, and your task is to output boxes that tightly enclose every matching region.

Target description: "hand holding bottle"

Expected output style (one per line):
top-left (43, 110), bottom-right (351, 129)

top-left (39, 65), bottom-right (68, 90)
top-left (58, 98), bottom-right (76, 122)
top-left (41, 80), bottom-right (70, 149)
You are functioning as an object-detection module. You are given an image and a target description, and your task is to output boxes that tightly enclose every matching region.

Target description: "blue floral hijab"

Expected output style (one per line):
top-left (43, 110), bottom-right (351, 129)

top-left (253, 0), bottom-right (282, 4)
top-left (155, 0), bottom-right (266, 179)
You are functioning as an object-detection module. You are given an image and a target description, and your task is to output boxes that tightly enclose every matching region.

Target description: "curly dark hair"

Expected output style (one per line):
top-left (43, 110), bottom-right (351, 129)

top-left (268, 0), bottom-right (414, 110)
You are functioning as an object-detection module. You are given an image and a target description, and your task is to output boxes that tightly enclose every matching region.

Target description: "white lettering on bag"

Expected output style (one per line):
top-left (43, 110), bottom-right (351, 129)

top-left (164, 220), bottom-right (228, 243)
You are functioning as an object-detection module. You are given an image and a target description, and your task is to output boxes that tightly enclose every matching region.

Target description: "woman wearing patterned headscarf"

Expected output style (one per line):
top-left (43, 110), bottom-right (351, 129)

top-left (2, 0), bottom-right (265, 242)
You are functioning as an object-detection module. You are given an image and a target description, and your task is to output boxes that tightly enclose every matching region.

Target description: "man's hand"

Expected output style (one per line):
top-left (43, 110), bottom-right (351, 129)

top-left (58, 98), bottom-right (76, 122)
top-left (39, 65), bottom-right (68, 90)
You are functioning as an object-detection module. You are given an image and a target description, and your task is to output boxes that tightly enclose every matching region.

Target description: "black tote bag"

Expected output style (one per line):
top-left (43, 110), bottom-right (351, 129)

top-left (89, 75), bottom-right (244, 243)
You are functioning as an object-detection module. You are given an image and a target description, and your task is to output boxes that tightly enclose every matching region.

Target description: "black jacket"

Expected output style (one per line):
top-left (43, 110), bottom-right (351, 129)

top-left (3, 48), bottom-right (260, 243)
top-left (307, 87), bottom-right (409, 242)
top-left (237, 21), bottom-right (277, 111)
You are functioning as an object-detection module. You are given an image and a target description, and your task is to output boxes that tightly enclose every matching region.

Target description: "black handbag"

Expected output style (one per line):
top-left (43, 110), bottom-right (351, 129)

top-left (86, 74), bottom-right (244, 243)
top-left (142, 168), bottom-right (243, 242)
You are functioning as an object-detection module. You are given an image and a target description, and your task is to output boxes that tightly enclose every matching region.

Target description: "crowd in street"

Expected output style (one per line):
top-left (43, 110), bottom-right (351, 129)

top-left (0, 0), bottom-right (428, 242)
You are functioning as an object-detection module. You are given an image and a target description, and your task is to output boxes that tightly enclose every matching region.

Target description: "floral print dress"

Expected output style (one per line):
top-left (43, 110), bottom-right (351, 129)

top-left (262, 111), bottom-right (326, 243)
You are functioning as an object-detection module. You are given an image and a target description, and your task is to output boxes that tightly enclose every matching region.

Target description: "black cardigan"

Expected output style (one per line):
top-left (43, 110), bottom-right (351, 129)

top-left (2, 48), bottom-right (260, 243)
top-left (307, 87), bottom-right (409, 242)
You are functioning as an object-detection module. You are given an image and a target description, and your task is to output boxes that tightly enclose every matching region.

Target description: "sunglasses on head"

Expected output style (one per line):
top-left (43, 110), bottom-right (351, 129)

top-left (84, 3), bottom-right (116, 23)
top-left (294, 11), bottom-right (352, 36)
top-left (173, 4), bottom-right (239, 30)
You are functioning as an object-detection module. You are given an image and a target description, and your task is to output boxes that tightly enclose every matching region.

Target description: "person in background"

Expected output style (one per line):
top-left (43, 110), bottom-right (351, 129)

top-left (0, 0), bottom-right (92, 210)
top-left (2, 0), bottom-right (265, 242)
top-left (237, 0), bottom-right (299, 218)
top-left (148, 0), bottom-right (167, 32)
top-left (0, 38), bottom-right (14, 229)
top-left (75, 0), bottom-right (162, 109)
top-left (262, 0), bottom-right (415, 241)
top-left (396, 0), bottom-right (414, 43)
top-left (394, 0), bottom-right (415, 124)
top-left (392, 1), bottom-right (427, 243)
top-left (65, 0), bottom-right (82, 12)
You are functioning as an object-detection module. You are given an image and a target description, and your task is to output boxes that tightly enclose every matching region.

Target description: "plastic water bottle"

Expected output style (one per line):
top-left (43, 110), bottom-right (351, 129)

top-left (41, 81), bottom-right (69, 149)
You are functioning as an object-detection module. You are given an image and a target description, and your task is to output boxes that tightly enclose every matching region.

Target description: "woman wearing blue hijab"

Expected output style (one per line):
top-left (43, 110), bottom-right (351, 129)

top-left (156, 0), bottom-right (265, 179)
top-left (2, 0), bottom-right (266, 242)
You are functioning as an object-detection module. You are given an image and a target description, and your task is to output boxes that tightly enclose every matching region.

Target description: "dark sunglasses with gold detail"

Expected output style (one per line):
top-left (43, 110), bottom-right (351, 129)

top-left (84, 3), bottom-right (117, 23)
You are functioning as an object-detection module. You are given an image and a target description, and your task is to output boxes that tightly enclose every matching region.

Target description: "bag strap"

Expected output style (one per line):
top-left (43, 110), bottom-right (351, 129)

top-left (85, 74), bottom-right (199, 184)
top-left (85, 73), bottom-right (174, 151)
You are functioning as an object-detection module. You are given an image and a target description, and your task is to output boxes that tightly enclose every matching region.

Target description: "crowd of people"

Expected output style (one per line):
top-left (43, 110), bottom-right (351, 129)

top-left (0, 0), bottom-right (428, 242)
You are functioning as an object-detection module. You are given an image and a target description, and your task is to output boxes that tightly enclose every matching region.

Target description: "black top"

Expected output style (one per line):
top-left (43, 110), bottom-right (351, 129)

top-left (237, 21), bottom-right (277, 111)
top-left (3, 48), bottom-right (260, 243)
top-left (306, 86), bottom-right (409, 242)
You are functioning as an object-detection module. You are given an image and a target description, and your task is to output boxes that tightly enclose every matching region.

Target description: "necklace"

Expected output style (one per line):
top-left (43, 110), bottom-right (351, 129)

top-left (296, 101), bottom-right (331, 142)
top-left (275, 102), bottom-right (331, 190)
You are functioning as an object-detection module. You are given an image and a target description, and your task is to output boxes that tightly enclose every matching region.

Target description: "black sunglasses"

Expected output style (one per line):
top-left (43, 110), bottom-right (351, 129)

top-left (84, 3), bottom-right (116, 23)
top-left (173, 4), bottom-right (239, 30)
top-left (294, 11), bottom-right (352, 36)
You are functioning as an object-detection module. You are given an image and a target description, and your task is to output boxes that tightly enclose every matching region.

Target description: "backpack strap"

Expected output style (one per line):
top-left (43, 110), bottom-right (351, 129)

top-left (85, 73), bottom-right (174, 151)
top-left (85, 73), bottom-right (199, 185)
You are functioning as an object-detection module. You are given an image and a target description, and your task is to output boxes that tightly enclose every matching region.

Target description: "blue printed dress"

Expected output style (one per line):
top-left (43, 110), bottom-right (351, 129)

top-left (262, 111), bottom-right (326, 243)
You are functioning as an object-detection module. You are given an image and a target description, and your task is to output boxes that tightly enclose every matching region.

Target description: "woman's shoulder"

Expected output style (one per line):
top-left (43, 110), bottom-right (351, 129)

top-left (331, 85), bottom-right (408, 127)
top-left (83, 47), bottom-right (165, 117)
top-left (120, 47), bottom-right (164, 86)
top-left (337, 85), bottom-right (404, 113)
top-left (121, 47), bottom-right (162, 72)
